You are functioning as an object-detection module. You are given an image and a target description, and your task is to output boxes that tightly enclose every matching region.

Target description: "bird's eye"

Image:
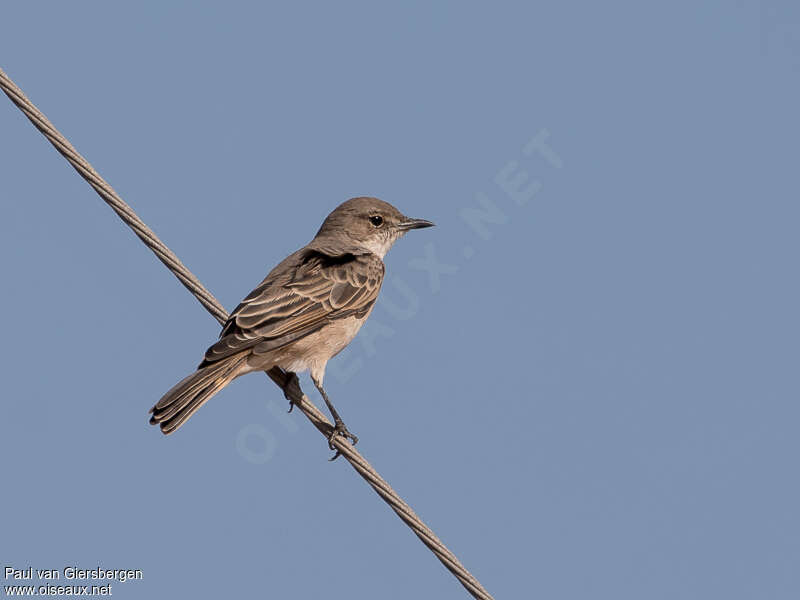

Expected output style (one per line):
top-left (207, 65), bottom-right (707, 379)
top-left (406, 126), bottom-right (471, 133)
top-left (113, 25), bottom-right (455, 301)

top-left (369, 215), bottom-right (384, 227)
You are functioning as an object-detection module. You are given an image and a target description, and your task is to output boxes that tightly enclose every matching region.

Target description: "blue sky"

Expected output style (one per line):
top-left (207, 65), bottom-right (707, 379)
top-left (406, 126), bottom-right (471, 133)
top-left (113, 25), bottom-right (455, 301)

top-left (2, 2), bottom-right (799, 599)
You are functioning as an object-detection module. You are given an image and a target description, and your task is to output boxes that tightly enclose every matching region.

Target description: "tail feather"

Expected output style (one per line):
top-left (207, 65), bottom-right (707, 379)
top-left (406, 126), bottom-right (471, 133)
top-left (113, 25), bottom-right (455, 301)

top-left (150, 353), bottom-right (248, 435)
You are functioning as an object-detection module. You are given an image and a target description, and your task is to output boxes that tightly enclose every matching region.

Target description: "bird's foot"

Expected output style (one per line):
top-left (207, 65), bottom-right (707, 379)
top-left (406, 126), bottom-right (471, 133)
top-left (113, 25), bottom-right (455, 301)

top-left (282, 372), bottom-right (302, 413)
top-left (327, 419), bottom-right (358, 461)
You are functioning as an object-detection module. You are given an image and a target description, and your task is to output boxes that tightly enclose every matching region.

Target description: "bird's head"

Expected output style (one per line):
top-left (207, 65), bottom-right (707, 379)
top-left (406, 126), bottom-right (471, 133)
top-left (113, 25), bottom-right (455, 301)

top-left (315, 197), bottom-right (434, 258)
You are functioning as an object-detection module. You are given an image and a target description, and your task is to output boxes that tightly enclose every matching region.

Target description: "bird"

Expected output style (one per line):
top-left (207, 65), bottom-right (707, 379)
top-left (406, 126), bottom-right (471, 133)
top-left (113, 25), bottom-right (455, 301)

top-left (149, 197), bottom-right (434, 451)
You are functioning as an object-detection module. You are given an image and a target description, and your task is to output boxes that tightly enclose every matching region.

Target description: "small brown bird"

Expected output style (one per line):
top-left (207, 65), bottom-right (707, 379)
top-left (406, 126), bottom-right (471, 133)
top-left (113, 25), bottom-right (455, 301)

top-left (149, 197), bottom-right (433, 447)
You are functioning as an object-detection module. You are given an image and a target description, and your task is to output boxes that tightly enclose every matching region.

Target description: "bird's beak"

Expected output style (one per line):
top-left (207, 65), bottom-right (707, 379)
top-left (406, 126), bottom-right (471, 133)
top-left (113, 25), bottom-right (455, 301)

top-left (397, 217), bottom-right (435, 231)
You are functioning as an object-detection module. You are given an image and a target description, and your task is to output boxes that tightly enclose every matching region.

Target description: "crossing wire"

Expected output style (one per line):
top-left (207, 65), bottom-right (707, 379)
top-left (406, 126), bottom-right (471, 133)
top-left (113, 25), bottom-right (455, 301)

top-left (0, 67), bottom-right (495, 600)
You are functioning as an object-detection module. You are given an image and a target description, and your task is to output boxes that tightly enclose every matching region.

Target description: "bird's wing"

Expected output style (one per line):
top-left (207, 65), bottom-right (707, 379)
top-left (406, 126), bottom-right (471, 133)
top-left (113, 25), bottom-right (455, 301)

top-left (201, 251), bottom-right (384, 365)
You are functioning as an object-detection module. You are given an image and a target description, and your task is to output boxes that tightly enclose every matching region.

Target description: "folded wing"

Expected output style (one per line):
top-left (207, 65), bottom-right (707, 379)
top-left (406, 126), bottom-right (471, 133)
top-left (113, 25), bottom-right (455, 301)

top-left (201, 250), bottom-right (384, 366)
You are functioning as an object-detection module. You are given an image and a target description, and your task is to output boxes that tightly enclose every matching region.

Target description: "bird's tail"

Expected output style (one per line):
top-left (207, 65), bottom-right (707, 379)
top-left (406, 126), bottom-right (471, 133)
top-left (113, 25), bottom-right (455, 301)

top-left (149, 352), bottom-right (249, 435)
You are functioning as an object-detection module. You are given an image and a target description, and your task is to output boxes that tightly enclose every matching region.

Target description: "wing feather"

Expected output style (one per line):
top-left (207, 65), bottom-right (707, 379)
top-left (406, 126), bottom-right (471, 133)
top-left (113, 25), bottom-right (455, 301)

top-left (201, 251), bottom-right (384, 366)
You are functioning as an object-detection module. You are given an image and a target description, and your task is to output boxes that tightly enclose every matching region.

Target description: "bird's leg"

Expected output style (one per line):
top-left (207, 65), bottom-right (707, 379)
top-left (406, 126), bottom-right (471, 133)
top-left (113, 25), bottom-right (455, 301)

top-left (282, 371), bottom-right (303, 413)
top-left (311, 376), bottom-right (358, 459)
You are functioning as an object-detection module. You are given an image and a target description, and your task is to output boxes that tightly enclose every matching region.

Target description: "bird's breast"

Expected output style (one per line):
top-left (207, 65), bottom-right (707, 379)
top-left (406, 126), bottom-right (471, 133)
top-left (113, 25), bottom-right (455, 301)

top-left (319, 313), bottom-right (370, 356)
top-left (266, 309), bottom-right (373, 376)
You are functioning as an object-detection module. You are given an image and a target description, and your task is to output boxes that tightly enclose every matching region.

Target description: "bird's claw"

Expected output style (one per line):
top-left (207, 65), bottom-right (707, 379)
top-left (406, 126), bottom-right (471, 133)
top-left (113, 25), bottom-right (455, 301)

top-left (282, 372), bottom-right (302, 413)
top-left (327, 420), bottom-right (358, 461)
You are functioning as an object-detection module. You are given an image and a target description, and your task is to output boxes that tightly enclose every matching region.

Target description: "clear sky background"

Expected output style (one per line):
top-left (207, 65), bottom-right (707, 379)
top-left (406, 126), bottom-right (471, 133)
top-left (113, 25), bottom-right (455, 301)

top-left (2, 2), bottom-right (799, 599)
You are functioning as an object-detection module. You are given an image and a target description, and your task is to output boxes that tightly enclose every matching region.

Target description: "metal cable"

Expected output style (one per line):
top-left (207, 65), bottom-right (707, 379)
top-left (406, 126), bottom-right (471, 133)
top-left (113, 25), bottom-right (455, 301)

top-left (1, 67), bottom-right (494, 600)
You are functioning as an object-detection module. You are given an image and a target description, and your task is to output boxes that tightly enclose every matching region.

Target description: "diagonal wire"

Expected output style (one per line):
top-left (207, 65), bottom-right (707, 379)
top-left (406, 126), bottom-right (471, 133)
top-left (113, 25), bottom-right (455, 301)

top-left (0, 66), bottom-right (494, 600)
